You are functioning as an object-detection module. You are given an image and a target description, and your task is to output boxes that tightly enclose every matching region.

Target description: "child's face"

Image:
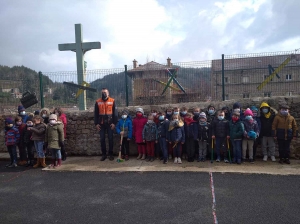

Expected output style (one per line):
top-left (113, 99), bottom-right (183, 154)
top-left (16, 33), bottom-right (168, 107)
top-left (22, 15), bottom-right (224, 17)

top-left (148, 115), bottom-right (153, 120)
top-left (34, 119), bottom-right (41, 124)
top-left (194, 109), bottom-right (200, 113)
top-left (218, 112), bottom-right (225, 117)
top-left (200, 118), bottom-right (206, 122)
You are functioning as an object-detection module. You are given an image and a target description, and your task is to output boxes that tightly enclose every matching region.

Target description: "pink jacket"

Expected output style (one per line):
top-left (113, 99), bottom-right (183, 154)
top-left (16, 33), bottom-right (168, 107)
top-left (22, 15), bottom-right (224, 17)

top-left (133, 116), bottom-right (147, 143)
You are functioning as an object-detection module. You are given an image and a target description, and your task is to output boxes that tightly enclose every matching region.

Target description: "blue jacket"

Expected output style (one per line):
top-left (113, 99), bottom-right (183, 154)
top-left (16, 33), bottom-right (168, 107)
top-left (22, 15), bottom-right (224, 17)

top-left (116, 116), bottom-right (133, 139)
top-left (184, 121), bottom-right (198, 140)
top-left (5, 126), bottom-right (20, 146)
top-left (142, 122), bottom-right (157, 141)
top-left (19, 114), bottom-right (29, 123)
top-left (157, 120), bottom-right (169, 138)
top-left (168, 126), bottom-right (185, 143)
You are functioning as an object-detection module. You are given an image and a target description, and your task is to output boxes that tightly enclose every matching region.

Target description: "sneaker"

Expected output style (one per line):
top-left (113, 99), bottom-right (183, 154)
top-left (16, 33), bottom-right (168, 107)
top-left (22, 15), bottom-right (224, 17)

top-left (109, 156), bottom-right (114, 161)
top-left (146, 157), bottom-right (151, 162)
top-left (263, 155), bottom-right (268, 162)
top-left (279, 158), bottom-right (285, 164)
top-left (163, 159), bottom-right (168, 164)
top-left (100, 156), bottom-right (107, 161)
top-left (249, 159), bottom-right (254, 164)
top-left (5, 163), bottom-right (12, 168)
top-left (285, 159), bottom-right (291, 164)
top-left (174, 157), bottom-right (178, 164)
top-left (177, 157), bottom-right (182, 164)
top-left (216, 158), bottom-right (220, 162)
top-left (271, 156), bottom-right (276, 162)
top-left (8, 163), bottom-right (17, 168)
top-left (125, 155), bottom-right (129, 161)
top-left (224, 159), bottom-right (229, 163)
top-left (121, 155), bottom-right (125, 159)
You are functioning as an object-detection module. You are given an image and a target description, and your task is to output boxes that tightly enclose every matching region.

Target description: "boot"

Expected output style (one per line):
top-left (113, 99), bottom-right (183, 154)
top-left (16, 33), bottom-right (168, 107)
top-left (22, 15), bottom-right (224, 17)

top-left (33, 158), bottom-right (40, 168)
top-left (136, 154), bottom-right (142, 160)
top-left (40, 158), bottom-right (47, 168)
top-left (141, 154), bottom-right (146, 160)
top-left (57, 159), bottom-right (62, 167)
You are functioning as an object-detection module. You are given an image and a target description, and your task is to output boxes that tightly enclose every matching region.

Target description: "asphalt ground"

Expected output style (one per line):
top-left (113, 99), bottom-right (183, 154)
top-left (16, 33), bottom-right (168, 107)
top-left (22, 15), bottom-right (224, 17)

top-left (0, 161), bottom-right (299, 224)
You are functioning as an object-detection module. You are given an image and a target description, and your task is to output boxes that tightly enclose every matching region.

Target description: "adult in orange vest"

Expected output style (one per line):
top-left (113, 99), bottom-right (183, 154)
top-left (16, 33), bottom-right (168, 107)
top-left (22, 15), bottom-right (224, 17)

top-left (94, 88), bottom-right (118, 161)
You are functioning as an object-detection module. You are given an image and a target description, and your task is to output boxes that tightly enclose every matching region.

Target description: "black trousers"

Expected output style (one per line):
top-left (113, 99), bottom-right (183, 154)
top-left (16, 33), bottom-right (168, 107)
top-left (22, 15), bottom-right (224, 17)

top-left (186, 137), bottom-right (195, 159)
top-left (121, 137), bottom-right (129, 156)
top-left (277, 139), bottom-right (291, 159)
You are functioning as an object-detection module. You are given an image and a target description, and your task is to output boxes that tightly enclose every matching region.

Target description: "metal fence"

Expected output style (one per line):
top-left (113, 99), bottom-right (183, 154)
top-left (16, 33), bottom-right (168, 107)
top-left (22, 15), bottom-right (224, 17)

top-left (1, 50), bottom-right (300, 112)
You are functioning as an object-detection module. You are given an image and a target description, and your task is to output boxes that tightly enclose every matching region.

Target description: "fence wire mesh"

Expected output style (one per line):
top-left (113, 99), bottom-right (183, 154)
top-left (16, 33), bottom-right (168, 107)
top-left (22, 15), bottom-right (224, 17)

top-left (1, 50), bottom-right (300, 112)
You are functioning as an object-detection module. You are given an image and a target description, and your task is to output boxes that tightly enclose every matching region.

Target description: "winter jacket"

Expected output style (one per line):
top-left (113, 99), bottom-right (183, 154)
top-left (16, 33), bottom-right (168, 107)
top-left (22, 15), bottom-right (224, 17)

top-left (167, 121), bottom-right (185, 143)
top-left (133, 116), bottom-right (147, 143)
top-left (253, 116), bottom-right (261, 132)
top-left (197, 122), bottom-right (210, 141)
top-left (142, 122), bottom-right (157, 141)
top-left (157, 120), bottom-right (170, 138)
top-left (260, 102), bottom-right (276, 137)
top-left (41, 107), bottom-right (50, 124)
top-left (5, 126), bottom-right (20, 146)
top-left (19, 114), bottom-right (29, 123)
top-left (184, 121), bottom-right (198, 140)
top-left (243, 120), bottom-right (259, 139)
top-left (272, 113), bottom-right (298, 140)
top-left (59, 113), bottom-right (67, 138)
top-left (45, 122), bottom-right (64, 149)
top-left (30, 123), bottom-right (46, 141)
top-left (16, 123), bottom-right (26, 144)
top-left (211, 119), bottom-right (229, 138)
top-left (22, 125), bottom-right (33, 145)
top-left (229, 120), bottom-right (244, 140)
top-left (116, 116), bottom-right (133, 139)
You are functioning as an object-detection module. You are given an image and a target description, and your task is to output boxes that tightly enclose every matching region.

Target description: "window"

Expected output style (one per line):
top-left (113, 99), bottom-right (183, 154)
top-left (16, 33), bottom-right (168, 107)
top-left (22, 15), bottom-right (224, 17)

top-left (242, 76), bottom-right (249, 83)
top-left (264, 92), bottom-right (271, 97)
top-left (286, 74), bottom-right (292, 81)
top-left (225, 94), bottom-right (229, 100)
top-left (286, 92), bottom-right (292, 96)
top-left (243, 93), bottom-right (250, 98)
top-left (264, 75), bottom-right (273, 82)
top-left (224, 77), bottom-right (229, 83)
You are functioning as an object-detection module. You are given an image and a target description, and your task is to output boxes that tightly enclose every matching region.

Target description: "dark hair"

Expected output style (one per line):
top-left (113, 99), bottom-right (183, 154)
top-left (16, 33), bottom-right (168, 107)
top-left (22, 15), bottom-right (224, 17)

top-left (15, 116), bottom-right (22, 122)
top-left (53, 107), bottom-right (64, 116)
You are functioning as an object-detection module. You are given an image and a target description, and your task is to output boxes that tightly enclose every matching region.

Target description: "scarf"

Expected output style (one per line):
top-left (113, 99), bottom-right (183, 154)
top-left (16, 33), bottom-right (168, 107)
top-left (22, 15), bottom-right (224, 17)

top-left (184, 117), bottom-right (195, 126)
top-left (264, 112), bottom-right (271, 119)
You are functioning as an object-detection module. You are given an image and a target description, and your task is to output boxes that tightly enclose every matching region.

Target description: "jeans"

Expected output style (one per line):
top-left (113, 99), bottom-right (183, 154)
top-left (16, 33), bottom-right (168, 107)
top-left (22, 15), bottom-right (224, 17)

top-left (159, 137), bottom-right (168, 160)
top-left (172, 142), bottom-right (181, 157)
top-left (51, 148), bottom-right (62, 159)
top-left (7, 145), bottom-right (17, 164)
top-left (215, 137), bottom-right (228, 160)
top-left (262, 136), bottom-right (275, 156)
top-left (198, 141), bottom-right (207, 159)
top-left (277, 139), bottom-right (291, 159)
top-left (99, 124), bottom-right (114, 156)
top-left (231, 139), bottom-right (242, 163)
top-left (34, 140), bottom-right (45, 158)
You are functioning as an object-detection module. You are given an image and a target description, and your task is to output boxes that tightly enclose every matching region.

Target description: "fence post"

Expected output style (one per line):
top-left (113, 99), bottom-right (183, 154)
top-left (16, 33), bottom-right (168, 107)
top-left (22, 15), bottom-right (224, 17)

top-left (125, 65), bottom-right (129, 107)
top-left (222, 54), bottom-right (225, 101)
top-left (39, 71), bottom-right (44, 108)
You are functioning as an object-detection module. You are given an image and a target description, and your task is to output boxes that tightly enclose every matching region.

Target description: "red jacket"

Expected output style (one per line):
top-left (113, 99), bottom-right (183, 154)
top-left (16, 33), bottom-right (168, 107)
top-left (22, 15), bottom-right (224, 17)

top-left (59, 113), bottom-right (67, 138)
top-left (133, 116), bottom-right (147, 143)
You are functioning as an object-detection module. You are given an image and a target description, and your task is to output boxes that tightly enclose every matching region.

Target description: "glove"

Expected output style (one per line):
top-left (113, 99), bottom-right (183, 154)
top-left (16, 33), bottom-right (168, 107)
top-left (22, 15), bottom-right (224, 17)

top-left (59, 141), bottom-right (64, 147)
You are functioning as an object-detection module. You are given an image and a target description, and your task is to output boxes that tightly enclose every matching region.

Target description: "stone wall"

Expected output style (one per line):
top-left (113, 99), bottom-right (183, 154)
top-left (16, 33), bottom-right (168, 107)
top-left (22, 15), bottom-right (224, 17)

top-left (1, 96), bottom-right (300, 158)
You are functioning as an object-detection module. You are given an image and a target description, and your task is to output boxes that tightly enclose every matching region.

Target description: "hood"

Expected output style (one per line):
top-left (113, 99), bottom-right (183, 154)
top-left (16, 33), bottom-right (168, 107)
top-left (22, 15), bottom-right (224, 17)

top-left (260, 102), bottom-right (270, 108)
top-left (41, 108), bottom-right (50, 116)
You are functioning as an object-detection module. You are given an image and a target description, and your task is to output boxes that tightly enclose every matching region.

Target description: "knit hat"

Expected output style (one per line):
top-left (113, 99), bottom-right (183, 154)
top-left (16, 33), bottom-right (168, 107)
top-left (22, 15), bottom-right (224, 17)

top-left (244, 108), bottom-right (253, 116)
top-left (26, 117), bottom-right (33, 122)
top-left (122, 109), bottom-right (129, 115)
top-left (233, 102), bottom-right (241, 109)
top-left (250, 106), bottom-right (258, 112)
top-left (135, 107), bottom-right (144, 115)
top-left (18, 105), bottom-right (25, 112)
top-left (49, 114), bottom-right (57, 121)
top-left (199, 112), bottom-right (207, 120)
top-left (34, 110), bottom-right (40, 115)
top-left (5, 117), bottom-right (13, 124)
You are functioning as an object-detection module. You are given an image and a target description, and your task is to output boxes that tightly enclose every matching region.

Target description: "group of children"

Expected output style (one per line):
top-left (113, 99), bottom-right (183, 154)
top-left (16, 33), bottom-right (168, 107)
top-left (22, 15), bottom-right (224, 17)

top-left (4, 105), bottom-right (67, 168)
top-left (115, 102), bottom-right (298, 165)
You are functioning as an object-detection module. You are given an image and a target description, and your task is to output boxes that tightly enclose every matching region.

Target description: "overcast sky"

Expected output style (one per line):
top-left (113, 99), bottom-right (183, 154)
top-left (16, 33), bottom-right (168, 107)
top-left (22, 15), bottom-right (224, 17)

top-left (1, 0), bottom-right (300, 73)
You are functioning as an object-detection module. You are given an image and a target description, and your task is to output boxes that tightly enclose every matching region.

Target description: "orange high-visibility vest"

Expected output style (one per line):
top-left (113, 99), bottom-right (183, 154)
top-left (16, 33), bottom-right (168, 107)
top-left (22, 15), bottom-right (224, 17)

top-left (96, 98), bottom-right (114, 115)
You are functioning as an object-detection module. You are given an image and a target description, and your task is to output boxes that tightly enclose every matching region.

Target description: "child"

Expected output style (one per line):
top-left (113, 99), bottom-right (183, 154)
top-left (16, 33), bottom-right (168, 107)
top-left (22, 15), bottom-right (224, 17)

top-left (211, 110), bottom-right (230, 162)
top-left (18, 105), bottom-right (29, 123)
top-left (222, 106), bottom-right (231, 121)
top-left (165, 107), bottom-right (173, 121)
top-left (167, 114), bottom-right (185, 164)
top-left (28, 115), bottom-right (47, 168)
top-left (197, 112), bottom-right (210, 162)
top-left (53, 107), bottom-right (67, 160)
top-left (250, 106), bottom-right (261, 160)
top-left (133, 107), bottom-right (147, 160)
top-left (116, 109), bottom-right (132, 160)
top-left (206, 105), bottom-right (216, 123)
top-left (40, 108), bottom-right (50, 124)
top-left (4, 117), bottom-right (20, 168)
top-left (242, 109), bottom-right (259, 164)
top-left (260, 102), bottom-right (276, 162)
top-left (184, 112), bottom-right (197, 162)
top-left (180, 106), bottom-right (188, 118)
top-left (45, 114), bottom-right (65, 168)
top-left (173, 107), bottom-right (180, 116)
top-left (157, 112), bottom-right (170, 164)
top-left (232, 102), bottom-right (245, 121)
top-left (229, 111), bottom-right (244, 164)
top-left (22, 117), bottom-right (35, 167)
top-left (142, 114), bottom-right (158, 162)
top-left (272, 104), bottom-right (298, 164)
top-left (15, 116), bottom-right (27, 166)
